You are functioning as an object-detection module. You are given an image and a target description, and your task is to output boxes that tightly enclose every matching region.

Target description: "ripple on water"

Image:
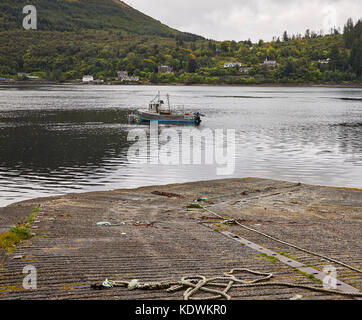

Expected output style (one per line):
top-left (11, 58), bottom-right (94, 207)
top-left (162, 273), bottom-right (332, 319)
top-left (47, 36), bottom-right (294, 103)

top-left (0, 85), bottom-right (362, 206)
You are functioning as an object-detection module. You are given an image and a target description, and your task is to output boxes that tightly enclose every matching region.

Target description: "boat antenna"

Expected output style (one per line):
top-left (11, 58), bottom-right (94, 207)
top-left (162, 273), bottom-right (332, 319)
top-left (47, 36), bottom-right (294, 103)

top-left (167, 94), bottom-right (170, 111)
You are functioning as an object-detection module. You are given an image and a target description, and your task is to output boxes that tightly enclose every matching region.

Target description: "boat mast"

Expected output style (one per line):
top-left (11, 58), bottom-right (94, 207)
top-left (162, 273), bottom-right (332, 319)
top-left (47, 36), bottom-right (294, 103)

top-left (166, 94), bottom-right (171, 112)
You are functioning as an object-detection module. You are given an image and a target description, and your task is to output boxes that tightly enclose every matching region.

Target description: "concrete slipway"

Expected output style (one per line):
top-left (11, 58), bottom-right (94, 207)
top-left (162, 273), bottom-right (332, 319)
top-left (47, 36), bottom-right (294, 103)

top-left (0, 178), bottom-right (361, 300)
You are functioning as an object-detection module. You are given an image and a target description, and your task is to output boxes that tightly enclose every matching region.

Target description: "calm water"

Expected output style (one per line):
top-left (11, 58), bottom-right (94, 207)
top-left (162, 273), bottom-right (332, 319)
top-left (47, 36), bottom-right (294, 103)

top-left (0, 85), bottom-right (362, 206)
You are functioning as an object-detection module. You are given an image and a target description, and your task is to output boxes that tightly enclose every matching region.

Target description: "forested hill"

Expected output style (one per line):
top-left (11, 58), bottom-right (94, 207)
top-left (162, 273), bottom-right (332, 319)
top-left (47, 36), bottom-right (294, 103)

top-left (0, 2), bottom-right (361, 84)
top-left (0, 0), bottom-right (202, 40)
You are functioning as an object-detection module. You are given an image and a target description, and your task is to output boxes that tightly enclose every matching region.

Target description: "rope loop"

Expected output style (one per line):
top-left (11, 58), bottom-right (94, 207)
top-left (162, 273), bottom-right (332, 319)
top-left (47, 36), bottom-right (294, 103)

top-left (92, 268), bottom-right (362, 299)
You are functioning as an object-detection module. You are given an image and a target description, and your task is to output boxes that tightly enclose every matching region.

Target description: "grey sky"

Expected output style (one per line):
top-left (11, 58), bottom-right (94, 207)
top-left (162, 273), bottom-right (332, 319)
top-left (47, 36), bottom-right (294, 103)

top-left (127, 0), bottom-right (361, 41)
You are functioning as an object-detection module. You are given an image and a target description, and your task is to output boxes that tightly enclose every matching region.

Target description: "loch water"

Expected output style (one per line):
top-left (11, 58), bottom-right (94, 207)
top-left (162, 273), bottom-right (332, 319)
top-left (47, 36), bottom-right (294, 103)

top-left (0, 85), bottom-right (361, 206)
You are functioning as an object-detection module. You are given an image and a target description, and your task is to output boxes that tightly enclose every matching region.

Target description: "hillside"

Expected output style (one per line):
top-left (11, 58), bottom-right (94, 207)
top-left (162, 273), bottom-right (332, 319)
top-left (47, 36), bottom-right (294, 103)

top-left (0, 2), bottom-right (361, 84)
top-left (0, 0), bottom-right (202, 39)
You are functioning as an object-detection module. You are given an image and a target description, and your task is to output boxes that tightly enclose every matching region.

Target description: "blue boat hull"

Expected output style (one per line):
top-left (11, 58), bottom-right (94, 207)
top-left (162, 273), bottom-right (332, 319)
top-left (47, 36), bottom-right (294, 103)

top-left (140, 118), bottom-right (197, 124)
top-left (138, 109), bottom-right (201, 125)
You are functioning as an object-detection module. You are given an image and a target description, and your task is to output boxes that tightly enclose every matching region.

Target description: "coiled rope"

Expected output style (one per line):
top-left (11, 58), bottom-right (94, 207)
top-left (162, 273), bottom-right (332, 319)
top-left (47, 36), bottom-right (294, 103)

top-left (93, 268), bottom-right (362, 300)
top-left (198, 204), bottom-right (362, 274)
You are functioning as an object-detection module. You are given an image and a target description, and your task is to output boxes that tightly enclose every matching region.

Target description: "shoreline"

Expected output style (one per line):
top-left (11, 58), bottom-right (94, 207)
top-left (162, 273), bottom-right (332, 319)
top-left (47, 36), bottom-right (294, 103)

top-left (1, 178), bottom-right (361, 300)
top-left (1, 81), bottom-right (362, 89)
top-left (3, 177), bottom-right (362, 210)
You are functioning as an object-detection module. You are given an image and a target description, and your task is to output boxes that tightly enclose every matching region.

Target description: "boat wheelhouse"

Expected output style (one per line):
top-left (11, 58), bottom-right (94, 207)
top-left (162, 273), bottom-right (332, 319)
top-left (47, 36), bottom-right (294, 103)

top-left (138, 92), bottom-right (204, 125)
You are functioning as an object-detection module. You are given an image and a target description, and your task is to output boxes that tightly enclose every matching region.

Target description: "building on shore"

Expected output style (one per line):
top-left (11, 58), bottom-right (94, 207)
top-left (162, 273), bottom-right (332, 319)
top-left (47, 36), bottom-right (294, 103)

top-left (26, 75), bottom-right (39, 80)
top-left (239, 67), bottom-right (250, 74)
top-left (224, 62), bottom-right (242, 68)
top-left (158, 65), bottom-right (173, 74)
top-left (82, 75), bottom-right (94, 83)
top-left (318, 58), bottom-right (330, 64)
top-left (117, 71), bottom-right (128, 79)
top-left (260, 58), bottom-right (277, 68)
top-left (117, 71), bottom-right (139, 82)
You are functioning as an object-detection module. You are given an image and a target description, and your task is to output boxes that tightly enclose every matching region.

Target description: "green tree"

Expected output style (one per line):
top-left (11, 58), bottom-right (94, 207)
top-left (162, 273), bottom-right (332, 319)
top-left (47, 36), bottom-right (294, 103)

top-left (150, 72), bottom-right (159, 83)
top-left (283, 31), bottom-right (289, 42)
top-left (329, 44), bottom-right (343, 71)
top-left (187, 58), bottom-right (198, 73)
top-left (343, 18), bottom-right (355, 49)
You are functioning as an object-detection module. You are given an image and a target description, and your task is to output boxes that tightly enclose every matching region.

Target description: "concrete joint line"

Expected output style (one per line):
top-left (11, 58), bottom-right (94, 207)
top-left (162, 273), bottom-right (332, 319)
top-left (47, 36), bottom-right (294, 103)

top-left (203, 224), bottom-right (360, 296)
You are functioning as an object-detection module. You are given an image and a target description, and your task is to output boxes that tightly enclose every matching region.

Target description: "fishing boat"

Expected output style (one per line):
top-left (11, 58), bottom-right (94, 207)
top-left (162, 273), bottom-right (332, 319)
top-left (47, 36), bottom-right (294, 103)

top-left (137, 92), bottom-right (204, 125)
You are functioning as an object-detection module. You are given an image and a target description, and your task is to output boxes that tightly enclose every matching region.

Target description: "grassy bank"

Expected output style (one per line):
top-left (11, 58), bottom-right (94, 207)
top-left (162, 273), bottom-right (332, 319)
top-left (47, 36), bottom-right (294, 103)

top-left (0, 207), bottom-right (38, 255)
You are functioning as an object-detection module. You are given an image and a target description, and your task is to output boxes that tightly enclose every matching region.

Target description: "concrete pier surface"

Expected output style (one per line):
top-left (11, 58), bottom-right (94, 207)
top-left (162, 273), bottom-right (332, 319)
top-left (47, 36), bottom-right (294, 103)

top-left (0, 178), bottom-right (361, 300)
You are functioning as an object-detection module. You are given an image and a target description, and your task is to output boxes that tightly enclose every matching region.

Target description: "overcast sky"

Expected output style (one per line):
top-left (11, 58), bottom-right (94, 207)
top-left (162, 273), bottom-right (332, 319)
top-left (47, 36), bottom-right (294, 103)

top-left (127, 0), bottom-right (361, 41)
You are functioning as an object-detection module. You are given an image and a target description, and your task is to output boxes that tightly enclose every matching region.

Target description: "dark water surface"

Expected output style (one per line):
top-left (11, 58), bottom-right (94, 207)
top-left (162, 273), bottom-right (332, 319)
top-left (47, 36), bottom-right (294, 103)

top-left (0, 85), bottom-right (362, 206)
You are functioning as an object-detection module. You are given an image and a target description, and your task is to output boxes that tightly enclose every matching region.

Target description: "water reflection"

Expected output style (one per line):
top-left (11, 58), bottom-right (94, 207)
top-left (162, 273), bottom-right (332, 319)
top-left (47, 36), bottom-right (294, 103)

top-left (0, 85), bottom-right (362, 206)
top-left (0, 109), bottom-right (131, 172)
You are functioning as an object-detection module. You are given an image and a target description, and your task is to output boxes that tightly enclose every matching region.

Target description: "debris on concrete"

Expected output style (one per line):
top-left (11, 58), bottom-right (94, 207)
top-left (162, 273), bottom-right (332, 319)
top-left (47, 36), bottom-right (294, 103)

top-left (96, 222), bottom-right (112, 226)
top-left (11, 255), bottom-right (24, 260)
top-left (151, 191), bottom-right (185, 199)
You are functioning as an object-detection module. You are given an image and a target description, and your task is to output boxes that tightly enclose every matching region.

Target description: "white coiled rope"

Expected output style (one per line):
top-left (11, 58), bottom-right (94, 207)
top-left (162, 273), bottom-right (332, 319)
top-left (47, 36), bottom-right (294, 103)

top-left (100, 268), bottom-right (362, 300)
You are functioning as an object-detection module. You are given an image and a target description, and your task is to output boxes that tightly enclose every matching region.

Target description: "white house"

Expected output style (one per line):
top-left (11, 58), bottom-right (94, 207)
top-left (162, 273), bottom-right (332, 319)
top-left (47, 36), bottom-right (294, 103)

top-left (318, 58), bottom-right (330, 64)
top-left (26, 75), bottom-right (39, 80)
top-left (260, 58), bottom-right (277, 68)
top-left (82, 75), bottom-right (94, 83)
top-left (224, 62), bottom-right (242, 68)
